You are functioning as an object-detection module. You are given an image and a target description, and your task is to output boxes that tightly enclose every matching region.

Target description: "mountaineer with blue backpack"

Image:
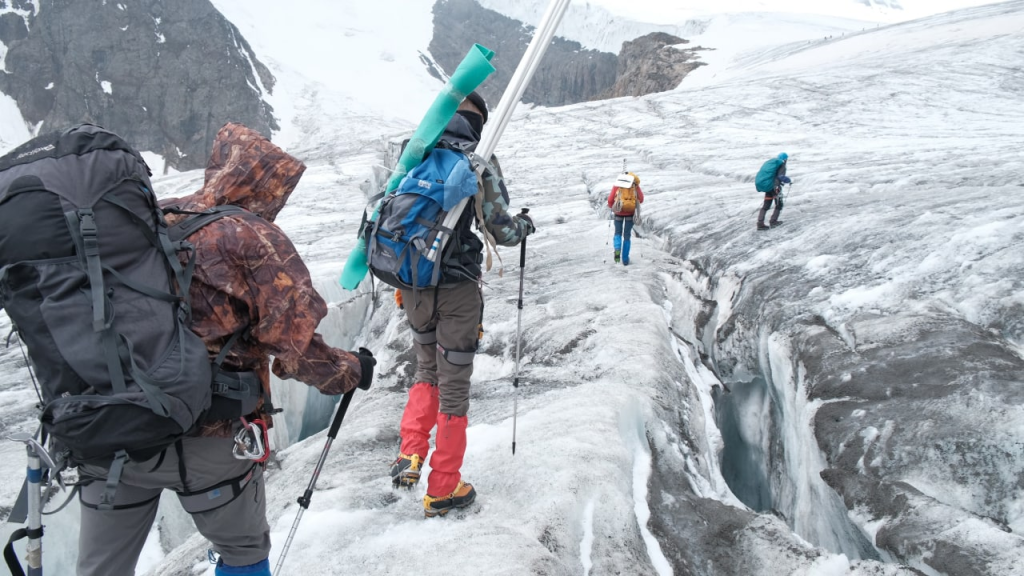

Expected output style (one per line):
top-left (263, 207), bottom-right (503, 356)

top-left (755, 152), bottom-right (792, 230)
top-left (368, 91), bottom-right (534, 517)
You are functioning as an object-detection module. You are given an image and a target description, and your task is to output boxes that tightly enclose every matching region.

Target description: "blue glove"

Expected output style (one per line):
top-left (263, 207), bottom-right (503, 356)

top-left (779, 176), bottom-right (792, 184)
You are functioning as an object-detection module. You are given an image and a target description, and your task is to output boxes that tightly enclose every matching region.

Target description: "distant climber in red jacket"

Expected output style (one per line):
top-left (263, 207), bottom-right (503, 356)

top-left (607, 171), bottom-right (644, 265)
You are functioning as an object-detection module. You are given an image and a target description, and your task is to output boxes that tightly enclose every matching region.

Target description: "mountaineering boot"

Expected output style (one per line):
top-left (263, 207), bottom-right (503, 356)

top-left (215, 558), bottom-right (271, 576)
top-left (424, 480), bottom-right (477, 518)
top-left (391, 453), bottom-right (424, 489)
top-left (613, 233), bottom-right (622, 263)
top-left (622, 240), bottom-right (631, 266)
top-left (614, 250), bottom-right (621, 263)
top-left (757, 223), bottom-right (770, 231)
top-left (770, 220), bottom-right (784, 227)
top-left (393, 382), bottom-right (439, 487)
top-left (425, 413), bottom-right (473, 517)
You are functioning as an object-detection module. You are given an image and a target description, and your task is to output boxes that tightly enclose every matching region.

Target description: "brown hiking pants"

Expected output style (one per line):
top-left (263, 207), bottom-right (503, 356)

top-left (400, 281), bottom-right (483, 417)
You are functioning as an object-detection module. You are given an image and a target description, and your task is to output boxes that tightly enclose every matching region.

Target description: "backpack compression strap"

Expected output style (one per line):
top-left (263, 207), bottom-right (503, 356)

top-left (166, 205), bottom-right (262, 416)
top-left (165, 205), bottom-right (249, 302)
top-left (64, 209), bottom-right (130, 404)
top-left (165, 205), bottom-right (249, 241)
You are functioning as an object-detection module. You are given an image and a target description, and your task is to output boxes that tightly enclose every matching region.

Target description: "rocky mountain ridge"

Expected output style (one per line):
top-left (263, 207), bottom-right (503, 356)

top-left (0, 0), bottom-right (276, 171)
top-left (0, 0), bottom-right (703, 169)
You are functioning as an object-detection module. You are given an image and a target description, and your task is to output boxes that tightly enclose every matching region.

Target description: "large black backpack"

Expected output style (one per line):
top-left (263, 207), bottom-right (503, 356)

top-left (0, 125), bottom-right (217, 505)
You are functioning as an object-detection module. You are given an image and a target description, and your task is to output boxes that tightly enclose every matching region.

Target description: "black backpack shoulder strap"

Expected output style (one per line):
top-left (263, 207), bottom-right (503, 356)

top-left (164, 205), bottom-right (250, 324)
top-left (437, 138), bottom-right (476, 154)
top-left (163, 204), bottom-right (263, 416)
top-left (166, 205), bottom-right (250, 242)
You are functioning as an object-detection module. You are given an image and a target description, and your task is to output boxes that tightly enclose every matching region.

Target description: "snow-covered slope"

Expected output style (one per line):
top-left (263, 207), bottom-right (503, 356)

top-left (3, 1), bottom-right (1024, 575)
top-left (0, 92), bottom-right (30, 151)
top-left (484, 0), bottom-right (1003, 25)
top-left (478, 0), bottom-right (1005, 89)
top-left (475, 0), bottom-right (708, 53)
top-left (138, 1), bottom-right (1021, 575)
top-left (207, 0), bottom-right (445, 152)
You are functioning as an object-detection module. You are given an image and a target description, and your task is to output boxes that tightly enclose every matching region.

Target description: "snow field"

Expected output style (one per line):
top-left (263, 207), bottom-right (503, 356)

top-left (2, 1), bottom-right (1022, 574)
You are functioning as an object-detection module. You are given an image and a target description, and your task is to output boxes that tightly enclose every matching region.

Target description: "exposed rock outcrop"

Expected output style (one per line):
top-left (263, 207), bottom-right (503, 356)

top-left (429, 0), bottom-right (618, 107)
top-left (603, 33), bottom-right (706, 98)
top-left (0, 0), bottom-right (277, 170)
top-left (428, 0), bottom-right (704, 108)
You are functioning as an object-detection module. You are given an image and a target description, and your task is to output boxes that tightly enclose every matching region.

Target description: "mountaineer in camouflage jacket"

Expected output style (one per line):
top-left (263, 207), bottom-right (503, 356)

top-left (161, 123), bottom-right (372, 437)
top-left (390, 91), bottom-right (535, 518)
top-left (77, 123), bottom-right (374, 576)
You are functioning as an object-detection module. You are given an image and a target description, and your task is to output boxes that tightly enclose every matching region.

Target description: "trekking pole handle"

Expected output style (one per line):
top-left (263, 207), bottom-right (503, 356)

top-left (518, 208), bottom-right (529, 271)
top-left (327, 388), bottom-right (355, 440)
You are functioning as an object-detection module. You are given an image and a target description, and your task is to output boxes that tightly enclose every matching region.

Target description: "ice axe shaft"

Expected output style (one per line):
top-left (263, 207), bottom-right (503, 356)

top-left (5, 432), bottom-right (50, 576)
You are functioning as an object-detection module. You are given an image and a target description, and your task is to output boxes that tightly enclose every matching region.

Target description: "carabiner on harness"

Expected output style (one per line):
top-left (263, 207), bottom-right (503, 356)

top-left (232, 417), bottom-right (269, 463)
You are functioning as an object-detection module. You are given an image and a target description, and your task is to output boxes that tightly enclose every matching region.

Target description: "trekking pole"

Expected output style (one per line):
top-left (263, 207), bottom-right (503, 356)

top-left (511, 208), bottom-right (529, 455)
top-left (273, 388), bottom-right (355, 576)
top-left (5, 432), bottom-right (55, 576)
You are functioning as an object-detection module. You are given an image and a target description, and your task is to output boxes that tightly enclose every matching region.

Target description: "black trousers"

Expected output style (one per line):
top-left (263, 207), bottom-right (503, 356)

top-left (757, 190), bottom-right (783, 225)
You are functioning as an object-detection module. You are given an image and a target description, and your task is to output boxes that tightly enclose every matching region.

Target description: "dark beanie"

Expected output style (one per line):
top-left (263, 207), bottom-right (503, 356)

top-left (465, 91), bottom-right (488, 124)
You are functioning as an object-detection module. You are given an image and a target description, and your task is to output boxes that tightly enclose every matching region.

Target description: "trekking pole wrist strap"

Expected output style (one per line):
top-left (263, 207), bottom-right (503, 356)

top-left (4, 527), bottom-right (34, 576)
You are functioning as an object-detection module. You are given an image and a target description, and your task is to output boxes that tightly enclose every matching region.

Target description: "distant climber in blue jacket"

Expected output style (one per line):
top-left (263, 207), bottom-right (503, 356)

top-left (754, 152), bottom-right (792, 230)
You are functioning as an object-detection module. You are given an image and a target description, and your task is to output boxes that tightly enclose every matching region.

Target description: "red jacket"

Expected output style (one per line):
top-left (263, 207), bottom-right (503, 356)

top-left (607, 185), bottom-right (644, 217)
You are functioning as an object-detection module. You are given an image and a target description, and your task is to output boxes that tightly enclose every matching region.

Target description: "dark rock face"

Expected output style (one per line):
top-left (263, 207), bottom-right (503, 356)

top-left (430, 0), bottom-right (618, 107)
top-left (429, 0), bottom-right (701, 108)
top-left (0, 0), bottom-right (277, 171)
top-left (603, 33), bottom-right (705, 99)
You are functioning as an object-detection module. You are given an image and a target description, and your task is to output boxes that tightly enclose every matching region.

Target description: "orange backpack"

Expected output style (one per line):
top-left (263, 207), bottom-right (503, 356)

top-left (612, 172), bottom-right (639, 213)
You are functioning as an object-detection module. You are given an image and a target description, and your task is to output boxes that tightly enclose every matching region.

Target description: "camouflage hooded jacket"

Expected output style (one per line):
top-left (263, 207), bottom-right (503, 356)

top-left (161, 123), bottom-right (361, 436)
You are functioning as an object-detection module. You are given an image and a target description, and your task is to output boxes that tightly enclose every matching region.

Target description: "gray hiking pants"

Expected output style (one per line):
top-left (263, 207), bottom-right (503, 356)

top-left (401, 281), bottom-right (483, 417)
top-left (77, 435), bottom-right (269, 575)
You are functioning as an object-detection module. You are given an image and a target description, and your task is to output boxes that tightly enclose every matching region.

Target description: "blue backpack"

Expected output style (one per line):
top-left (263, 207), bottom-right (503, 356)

top-left (755, 158), bottom-right (785, 193)
top-left (367, 146), bottom-right (479, 291)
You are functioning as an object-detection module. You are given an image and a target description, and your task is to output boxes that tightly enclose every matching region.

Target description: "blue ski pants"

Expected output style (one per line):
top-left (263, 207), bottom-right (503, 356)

top-left (613, 216), bottom-right (634, 250)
